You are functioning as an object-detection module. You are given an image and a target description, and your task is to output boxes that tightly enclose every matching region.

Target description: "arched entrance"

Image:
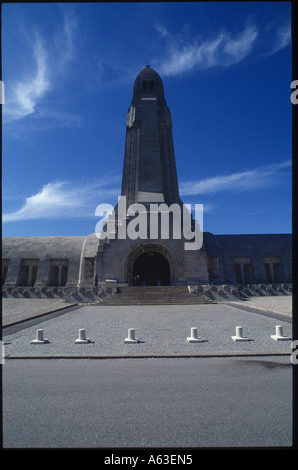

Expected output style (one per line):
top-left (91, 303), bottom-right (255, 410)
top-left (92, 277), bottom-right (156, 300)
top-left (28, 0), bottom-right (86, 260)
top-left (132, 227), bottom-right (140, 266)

top-left (133, 251), bottom-right (171, 286)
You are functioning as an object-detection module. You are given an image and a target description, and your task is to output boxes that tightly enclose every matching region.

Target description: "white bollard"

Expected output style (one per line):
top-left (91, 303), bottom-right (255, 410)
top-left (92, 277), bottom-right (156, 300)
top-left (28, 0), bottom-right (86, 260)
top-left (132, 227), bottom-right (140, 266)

top-left (187, 327), bottom-right (203, 343)
top-left (75, 328), bottom-right (91, 343)
top-left (231, 326), bottom-right (251, 342)
top-left (31, 329), bottom-right (49, 344)
top-left (124, 328), bottom-right (139, 343)
top-left (271, 325), bottom-right (290, 341)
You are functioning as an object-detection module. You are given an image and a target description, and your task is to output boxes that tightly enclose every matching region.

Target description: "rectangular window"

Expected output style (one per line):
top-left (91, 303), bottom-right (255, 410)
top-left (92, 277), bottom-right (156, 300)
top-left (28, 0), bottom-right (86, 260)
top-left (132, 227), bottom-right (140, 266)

top-left (263, 256), bottom-right (282, 284)
top-left (233, 257), bottom-right (252, 284)
top-left (18, 259), bottom-right (39, 286)
top-left (48, 260), bottom-right (69, 286)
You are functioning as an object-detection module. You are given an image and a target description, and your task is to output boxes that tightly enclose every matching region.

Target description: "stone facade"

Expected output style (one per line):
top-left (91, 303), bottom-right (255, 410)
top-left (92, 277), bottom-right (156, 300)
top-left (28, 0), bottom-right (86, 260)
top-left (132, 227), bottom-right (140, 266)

top-left (203, 232), bottom-right (292, 285)
top-left (2, 67), bottom-right (292, 294)
top-left (2, 235), bottom-right (98, 289)
top-left (2, 232), bottom-right (292, 290)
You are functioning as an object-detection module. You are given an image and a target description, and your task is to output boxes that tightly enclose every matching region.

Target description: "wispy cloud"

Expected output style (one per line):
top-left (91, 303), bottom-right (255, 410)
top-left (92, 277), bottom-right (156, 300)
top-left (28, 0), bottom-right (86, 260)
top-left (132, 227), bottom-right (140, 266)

top-left (3, 176), bottom-right (121, 222)
top-left (53, 7), bottom-right (78, 66)
top-left (179, 160), bottom-right (291, 196)
top-left (155, 23), bottom-right (258, 76)
top-left (154, 19), bottom-right (290, 76)
top-left (269, 22), bottom-right (291, 55)
top-left (3, 8), bottom-right (80, 126)
top-left (4, 161), bottom-right (290, 222)
top-left (4, 33), bottom-right (50, 121)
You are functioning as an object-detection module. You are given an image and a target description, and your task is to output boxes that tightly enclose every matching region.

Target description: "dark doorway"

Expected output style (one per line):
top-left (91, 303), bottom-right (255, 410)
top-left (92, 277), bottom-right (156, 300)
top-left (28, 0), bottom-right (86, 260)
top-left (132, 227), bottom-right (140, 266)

top-left (133, 251), bottom-right (171, 286)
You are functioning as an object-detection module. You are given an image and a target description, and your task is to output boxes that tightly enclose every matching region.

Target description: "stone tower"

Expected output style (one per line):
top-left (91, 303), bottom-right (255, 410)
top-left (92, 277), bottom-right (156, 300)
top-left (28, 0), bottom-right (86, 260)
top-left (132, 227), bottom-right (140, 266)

top-left (96, 66), bottom-right (209, 286)
top-left (121, 65), bottom-right (182, 208)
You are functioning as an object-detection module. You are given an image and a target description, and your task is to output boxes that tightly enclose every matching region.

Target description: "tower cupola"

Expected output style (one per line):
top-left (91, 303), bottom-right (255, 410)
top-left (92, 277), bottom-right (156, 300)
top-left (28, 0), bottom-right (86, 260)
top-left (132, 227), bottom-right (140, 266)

top-left (132, 65), bottom-right (166, 105)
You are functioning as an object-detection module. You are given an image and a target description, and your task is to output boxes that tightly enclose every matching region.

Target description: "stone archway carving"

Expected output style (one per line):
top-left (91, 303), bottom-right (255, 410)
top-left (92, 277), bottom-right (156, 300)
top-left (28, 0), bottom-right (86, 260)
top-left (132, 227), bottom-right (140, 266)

top-left (126, 243), bottom-right (177, 286)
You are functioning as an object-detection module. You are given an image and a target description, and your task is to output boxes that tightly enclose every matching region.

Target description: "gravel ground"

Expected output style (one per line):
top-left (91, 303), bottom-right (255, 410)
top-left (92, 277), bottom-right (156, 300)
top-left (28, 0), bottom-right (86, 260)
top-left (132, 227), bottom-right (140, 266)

top-left (2, 296), bottom-right (293, 358)
top-left (226, 296), bottom-right (292, 317)
top-left (2, 298), bottom-right (76, 326)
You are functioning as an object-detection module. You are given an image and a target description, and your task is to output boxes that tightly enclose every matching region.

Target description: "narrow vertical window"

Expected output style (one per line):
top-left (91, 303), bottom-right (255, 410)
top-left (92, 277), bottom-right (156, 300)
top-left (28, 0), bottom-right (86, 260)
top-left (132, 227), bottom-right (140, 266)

top-left (273, 263), bottom-right (281, 283)
top-left (234, 263), bottom-right (242, 284)
top-left (244, 264), bottom-right (251, 283)
top-left (2, 260), bottom-right (10, 285)
top-left (264, 263), bottom-right (271, 283)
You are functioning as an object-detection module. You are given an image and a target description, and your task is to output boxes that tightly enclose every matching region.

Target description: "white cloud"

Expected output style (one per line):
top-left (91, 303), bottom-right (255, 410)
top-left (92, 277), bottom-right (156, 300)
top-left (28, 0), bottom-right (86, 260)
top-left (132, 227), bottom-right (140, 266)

top-left (270, 22), bottom-right (291, 55)
top-left (3, 177), bottom-right (121, 222)
top-left (3, 160), bottom-right (290, 222)
top-left (179, 160), bottom-right (291, 196)
top-left (4, 34), bottom-right (50, 121)
top-left (3, 161), bottom-right (291, 223)
top-left (222, 27), bottom-right (258, 64)
top-left (3, 8), bottom-right (79, 125)
top-left (155, 24), bottom-right (258, 76)
top-left (154, 18), bottom-right (291, 77)
top-left (53, 8), bottom-right (78, 66)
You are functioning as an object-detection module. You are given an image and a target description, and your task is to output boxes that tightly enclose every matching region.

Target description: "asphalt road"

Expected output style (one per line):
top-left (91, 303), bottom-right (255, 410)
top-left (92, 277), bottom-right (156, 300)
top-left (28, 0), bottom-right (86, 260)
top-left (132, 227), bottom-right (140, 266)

top-left (3, 357), bottom-right (293, 449)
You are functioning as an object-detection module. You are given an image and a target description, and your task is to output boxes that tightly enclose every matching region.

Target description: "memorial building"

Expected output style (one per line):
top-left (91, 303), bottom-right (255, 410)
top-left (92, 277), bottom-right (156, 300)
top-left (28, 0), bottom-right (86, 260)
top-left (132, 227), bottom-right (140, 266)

top-left (2, 66), bottom-right (292, 302)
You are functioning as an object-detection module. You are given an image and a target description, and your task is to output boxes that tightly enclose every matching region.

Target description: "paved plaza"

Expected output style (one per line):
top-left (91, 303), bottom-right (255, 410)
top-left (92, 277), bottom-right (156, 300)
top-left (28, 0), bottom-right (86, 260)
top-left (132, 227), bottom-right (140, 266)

top-left (2, 296), bottom-right (293, 358)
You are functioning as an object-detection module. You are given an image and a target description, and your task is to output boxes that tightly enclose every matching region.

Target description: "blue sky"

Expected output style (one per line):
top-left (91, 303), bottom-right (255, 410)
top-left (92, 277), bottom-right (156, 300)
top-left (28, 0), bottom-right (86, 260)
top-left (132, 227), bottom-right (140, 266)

top-left (2, 2), bottom-right (292, 237)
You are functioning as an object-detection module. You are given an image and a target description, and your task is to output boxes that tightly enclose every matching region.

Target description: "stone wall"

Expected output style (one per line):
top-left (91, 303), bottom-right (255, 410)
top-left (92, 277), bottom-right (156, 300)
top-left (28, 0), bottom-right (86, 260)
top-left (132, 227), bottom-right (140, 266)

top-left (204, 233), bottom-right (292, 284)
top-left (2, 232), bottom-right (292, 289)
top-left (2, 235), bottom-right (98, 289)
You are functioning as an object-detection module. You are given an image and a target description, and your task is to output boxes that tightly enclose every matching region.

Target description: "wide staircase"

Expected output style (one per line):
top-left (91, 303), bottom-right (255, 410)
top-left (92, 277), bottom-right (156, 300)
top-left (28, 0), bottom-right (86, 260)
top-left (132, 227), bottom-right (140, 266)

top-left (96, 285), bottom-right (214, 306)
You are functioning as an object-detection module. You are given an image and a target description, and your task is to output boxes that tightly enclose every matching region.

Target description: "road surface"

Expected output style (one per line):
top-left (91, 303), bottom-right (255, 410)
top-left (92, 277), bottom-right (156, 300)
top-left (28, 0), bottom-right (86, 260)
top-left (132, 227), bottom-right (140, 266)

top-left (3, 356), bottom-right (293, 449)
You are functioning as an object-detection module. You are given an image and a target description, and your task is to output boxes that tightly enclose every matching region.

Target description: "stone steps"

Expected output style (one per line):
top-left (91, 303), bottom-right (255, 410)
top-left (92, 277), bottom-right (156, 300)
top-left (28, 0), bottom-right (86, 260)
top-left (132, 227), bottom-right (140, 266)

top-left (95, 286), bottom-right (214, 305)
